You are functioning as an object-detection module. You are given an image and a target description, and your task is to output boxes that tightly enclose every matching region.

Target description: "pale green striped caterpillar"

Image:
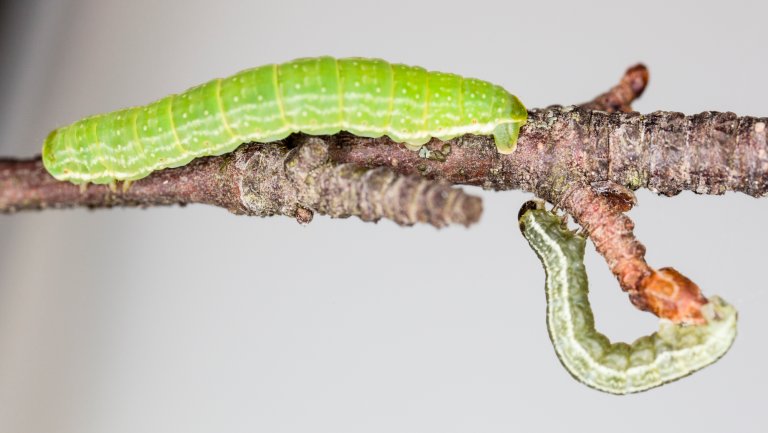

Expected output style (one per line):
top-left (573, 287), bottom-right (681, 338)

top-left (42, 56), bottom-right (527, 185)
top-left (518, 201), bottom-right (737, 394)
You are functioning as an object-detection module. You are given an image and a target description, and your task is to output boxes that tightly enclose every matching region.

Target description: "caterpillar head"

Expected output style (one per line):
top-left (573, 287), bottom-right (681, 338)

top-left (42, 129), bottom-right (66, 180)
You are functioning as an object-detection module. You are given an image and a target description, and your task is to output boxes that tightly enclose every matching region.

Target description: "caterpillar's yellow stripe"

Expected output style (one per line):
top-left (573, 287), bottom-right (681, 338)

top-left (518, 201), bottom-right (737, 394)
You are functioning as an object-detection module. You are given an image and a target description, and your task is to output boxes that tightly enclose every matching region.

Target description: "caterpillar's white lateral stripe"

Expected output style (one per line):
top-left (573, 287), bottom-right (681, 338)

top-left (518, 201), bottom-right (738, 394)
top-left (42, 57), bottom-right (527, 185)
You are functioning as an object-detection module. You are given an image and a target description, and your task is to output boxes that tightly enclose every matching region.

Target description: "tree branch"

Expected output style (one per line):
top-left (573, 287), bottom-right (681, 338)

top-left (579, 64), bottom-right (649, 113)
top-left (0, 137), bottom-right (481, 227)
top-left (328, 107), bottom-right (768, 198)
top-left (1, 64), bottom-right (763, 323)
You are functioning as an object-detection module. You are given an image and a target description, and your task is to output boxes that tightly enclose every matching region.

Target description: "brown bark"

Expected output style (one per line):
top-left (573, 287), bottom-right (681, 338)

top-left (326, 105), bottom-right (768, 322)
top-left (556, 184), bottom-right (707, 323)
top-left (329, 107), bottom-right (768, 199)
top-left (0, 137), bottom-right (481, 227)
top-left (1, 64), bottom-right (763, 323)
top-left (580, 64), bottom-right (649, 113)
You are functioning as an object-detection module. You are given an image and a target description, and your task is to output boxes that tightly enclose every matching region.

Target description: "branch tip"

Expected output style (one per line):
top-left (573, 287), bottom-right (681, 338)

top-left (580, 63), bottom-right (650, 113)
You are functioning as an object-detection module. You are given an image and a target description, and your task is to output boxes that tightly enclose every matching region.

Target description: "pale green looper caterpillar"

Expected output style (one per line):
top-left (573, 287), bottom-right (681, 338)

top-left (42, 56), bottom-right (527, 185)
top-left (518, 201), bottom-right (738, 394)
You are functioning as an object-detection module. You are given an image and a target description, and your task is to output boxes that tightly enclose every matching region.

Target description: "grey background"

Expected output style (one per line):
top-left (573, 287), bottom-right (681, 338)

top-left (0, 0), bottom-right (766, 431)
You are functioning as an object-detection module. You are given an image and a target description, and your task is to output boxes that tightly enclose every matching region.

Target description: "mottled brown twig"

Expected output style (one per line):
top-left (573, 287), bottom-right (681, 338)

top-left (0, 136), bottom-right (481, 227)
top-left (580, 64), bottom-right (649, 113)
top-left (260, 135), bottom-right (482, 227)
top-left (328, 107), bottom-right (768, 198)
top-left (327, 106), bottom-right (768, 322)
top-left (558, 183), bottom-right (707, 323)
top-left (561, 72), bottom-right (705, 323)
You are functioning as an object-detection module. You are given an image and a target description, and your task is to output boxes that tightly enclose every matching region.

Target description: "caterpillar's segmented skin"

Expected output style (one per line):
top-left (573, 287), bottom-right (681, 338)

top-left (42, 56), bottom-right (527, 185)
top-left (518, 201), bottom-right (738, 394)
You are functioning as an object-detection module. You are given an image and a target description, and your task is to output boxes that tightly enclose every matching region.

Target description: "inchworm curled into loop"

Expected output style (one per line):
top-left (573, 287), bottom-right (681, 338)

top-left (42, 56), bottom-right (527, 185)
top-left (518, 201), bottom-right (737, 394)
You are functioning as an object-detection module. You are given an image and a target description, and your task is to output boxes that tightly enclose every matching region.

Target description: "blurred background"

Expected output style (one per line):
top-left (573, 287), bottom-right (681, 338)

top-left (1, 0), bottom-right (766, 431)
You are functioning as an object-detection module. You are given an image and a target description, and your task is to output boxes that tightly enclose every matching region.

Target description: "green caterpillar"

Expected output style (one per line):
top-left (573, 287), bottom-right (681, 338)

top-left (42, 56), bottom-right (527, 185)
top-left (518, 201), bottom-right (737, 394)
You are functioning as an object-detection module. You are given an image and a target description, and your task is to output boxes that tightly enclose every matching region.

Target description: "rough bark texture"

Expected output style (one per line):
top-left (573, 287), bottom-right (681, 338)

top-left (0, 137), bottom-right (481, 227)
top-left (325, 100), bottom-right (768, 321)
top-left (329, 107), bottom-right (768, 198)
top-left (1, 64), bottom-right (763, 323)
top-left (556, 184), bottom-right (707, 323)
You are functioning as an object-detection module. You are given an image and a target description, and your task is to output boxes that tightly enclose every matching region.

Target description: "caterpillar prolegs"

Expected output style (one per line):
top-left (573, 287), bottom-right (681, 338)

top-left (42, 56), bottom-right (527, 185)
top-left (518, 201), bottom-right (737, 394)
